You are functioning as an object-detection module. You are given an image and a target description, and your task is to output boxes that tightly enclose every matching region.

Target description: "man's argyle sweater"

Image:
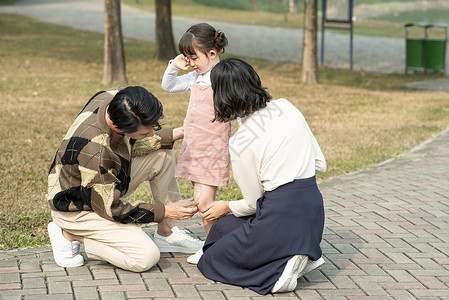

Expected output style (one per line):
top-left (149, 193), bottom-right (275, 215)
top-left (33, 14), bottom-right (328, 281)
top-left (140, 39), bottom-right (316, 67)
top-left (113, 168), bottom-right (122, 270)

top-left (47, 86), bottom-right (171, 224)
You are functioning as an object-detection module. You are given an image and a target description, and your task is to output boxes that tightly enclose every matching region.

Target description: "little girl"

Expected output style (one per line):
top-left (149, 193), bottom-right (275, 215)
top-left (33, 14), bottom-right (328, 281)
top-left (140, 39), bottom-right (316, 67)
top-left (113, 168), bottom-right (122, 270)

top-left (161, 23), bottom-right (230, 263)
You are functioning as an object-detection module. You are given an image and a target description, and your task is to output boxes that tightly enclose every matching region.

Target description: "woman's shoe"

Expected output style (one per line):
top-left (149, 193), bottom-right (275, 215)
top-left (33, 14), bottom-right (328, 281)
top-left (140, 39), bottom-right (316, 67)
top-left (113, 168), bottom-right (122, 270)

top-left (187, 248), bottom-right (203, 264)
top-left (297, 256), bottom-right (325, 278)
top-left (271, 255), bottom-right (308, 293)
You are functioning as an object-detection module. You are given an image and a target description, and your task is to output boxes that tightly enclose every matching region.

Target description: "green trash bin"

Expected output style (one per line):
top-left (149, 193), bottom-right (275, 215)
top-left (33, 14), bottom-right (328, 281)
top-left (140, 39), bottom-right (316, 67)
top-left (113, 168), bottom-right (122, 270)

top-left (425, 39), bottom-right (446, 71)
top-left (405, 22), bottom-right (448, 74)
top-left (424, 23), bottom-right (448, 72)
top-left (406, 38), bottom-right (424, 69)
top-left (405, 22), bottom-right (430, 73)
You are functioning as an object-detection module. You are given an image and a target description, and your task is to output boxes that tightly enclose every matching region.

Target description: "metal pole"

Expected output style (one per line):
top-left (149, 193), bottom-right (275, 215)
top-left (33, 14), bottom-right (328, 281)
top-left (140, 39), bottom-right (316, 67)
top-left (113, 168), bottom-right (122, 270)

top-left (349, 0), bottom-right (353, 70)
top-left (424, 26), bottom-right (429, 73)
top-left (445, 26), bottom-right (448, 74)
top-left (405, 25), bottom-right (409, 74)
top-left (320, 0), bottom-right (326, 64)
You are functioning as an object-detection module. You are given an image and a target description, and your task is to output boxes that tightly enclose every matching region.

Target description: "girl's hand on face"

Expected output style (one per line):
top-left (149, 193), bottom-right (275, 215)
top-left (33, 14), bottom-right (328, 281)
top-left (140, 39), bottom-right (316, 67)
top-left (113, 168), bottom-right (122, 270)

top-left (172, 54), bottom-right (190, 71)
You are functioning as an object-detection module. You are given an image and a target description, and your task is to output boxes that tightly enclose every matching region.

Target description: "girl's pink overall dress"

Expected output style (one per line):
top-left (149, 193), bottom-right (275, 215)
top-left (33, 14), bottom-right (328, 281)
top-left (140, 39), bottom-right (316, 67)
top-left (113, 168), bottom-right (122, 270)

top-left (175, 77), bottom-right (230, 187)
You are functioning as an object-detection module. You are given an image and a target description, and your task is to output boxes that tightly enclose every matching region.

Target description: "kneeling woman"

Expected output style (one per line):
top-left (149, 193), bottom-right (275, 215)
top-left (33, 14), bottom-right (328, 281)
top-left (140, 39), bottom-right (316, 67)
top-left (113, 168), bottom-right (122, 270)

top-left (197, 58), bottom-right (327, 295)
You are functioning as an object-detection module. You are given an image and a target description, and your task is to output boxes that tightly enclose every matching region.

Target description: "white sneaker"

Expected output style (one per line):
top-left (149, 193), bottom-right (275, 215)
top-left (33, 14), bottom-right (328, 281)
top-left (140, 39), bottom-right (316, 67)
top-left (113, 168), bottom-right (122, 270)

top-left (271, 255), bottom-right (308, 293)
top-left (297, 256), bottom-right (325, 278)
top-left (153, 226), bottom-right (204, 254)
top-left (187, 248), bottom-right (203, 264)
top-left (47, 222), bottom-right (84, 268)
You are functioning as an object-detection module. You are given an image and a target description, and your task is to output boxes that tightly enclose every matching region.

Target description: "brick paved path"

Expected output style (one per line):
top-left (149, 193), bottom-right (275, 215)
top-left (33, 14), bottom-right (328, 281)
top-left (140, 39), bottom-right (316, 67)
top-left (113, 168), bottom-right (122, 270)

top-left (1, 129), bottom-right (448, 299)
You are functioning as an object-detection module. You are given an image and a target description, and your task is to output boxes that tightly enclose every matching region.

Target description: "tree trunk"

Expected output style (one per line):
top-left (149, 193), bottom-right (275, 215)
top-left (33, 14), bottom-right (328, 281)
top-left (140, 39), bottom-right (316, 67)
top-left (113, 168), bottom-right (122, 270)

top-left (289, 0), bottom-right (298, 15)
top-left (300, 0), bottom-right (318, 84)
top-left (103, 0), bottom-right (127, 86)
top-left (251, 0), bottom-right (259, 12)
top-left (155, 0), bottom-right (176, 60)
top-left (282, 0), bottom-right (288, 22)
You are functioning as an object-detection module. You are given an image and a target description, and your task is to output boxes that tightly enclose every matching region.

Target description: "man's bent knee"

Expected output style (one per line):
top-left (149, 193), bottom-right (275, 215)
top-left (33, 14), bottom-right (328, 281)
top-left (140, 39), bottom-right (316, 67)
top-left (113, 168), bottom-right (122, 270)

top-left (120, 237), bottom-right (161, 272)
top-left (125, 248), bottom-right (160, 272)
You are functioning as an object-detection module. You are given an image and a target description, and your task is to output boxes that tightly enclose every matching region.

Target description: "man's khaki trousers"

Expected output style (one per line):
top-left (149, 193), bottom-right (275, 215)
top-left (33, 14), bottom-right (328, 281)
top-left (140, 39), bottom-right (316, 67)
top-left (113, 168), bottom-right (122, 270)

top-left (52, 149), bottom-right (181, 272)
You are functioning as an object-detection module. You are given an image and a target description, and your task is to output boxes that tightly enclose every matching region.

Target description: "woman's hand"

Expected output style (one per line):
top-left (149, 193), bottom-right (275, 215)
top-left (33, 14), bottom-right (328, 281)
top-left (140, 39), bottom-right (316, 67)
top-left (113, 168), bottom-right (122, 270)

top-left (200, 201), bottom-right (231, 221)
top-left (171, 54), bottom-right (190, 71)
top-left (164, 199), bottom-right (198, 220)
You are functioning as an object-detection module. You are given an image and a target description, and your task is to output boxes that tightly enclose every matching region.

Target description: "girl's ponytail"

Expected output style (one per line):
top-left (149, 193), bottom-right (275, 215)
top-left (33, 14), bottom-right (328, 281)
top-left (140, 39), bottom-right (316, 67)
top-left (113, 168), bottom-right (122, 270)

top-left (214, 31), bottom-right (228, 54)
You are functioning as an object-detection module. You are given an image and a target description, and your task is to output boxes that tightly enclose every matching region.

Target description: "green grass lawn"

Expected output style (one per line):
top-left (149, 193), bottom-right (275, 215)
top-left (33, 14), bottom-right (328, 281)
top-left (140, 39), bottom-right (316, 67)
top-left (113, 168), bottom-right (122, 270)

top-left (0, 13), bottom-right (448, 250)
top-left (375, 8), bottom-right (449, 25)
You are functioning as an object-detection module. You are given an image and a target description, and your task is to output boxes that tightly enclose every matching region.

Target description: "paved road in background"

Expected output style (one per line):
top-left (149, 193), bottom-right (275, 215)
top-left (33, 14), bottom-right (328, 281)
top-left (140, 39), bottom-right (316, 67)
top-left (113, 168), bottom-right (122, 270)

top-left (1, 1), bottom-right (449, 299)
top-left (2, 0), bottom-right (440, 74)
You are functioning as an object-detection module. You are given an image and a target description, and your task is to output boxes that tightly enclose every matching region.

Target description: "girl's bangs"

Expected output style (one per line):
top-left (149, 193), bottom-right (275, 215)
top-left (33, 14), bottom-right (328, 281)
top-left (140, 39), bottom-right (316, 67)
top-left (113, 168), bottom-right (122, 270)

top-left (178, 33), bottom-right (197, 56)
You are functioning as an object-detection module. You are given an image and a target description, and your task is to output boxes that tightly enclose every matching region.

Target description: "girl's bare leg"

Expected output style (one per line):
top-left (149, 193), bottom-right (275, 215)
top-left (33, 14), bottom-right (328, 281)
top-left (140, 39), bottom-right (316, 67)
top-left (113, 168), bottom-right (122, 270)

top-left (193, 182), bottom-right (217, 235)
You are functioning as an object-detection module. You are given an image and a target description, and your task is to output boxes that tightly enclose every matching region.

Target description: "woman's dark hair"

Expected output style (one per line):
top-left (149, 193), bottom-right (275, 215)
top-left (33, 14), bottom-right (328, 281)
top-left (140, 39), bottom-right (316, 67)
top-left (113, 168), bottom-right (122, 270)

top-left (211, 58), bottom-right (272, 123)
top-left (178, 23), bottom-right (228, 56)
top-left (107, 86), bottom-right (163, 133)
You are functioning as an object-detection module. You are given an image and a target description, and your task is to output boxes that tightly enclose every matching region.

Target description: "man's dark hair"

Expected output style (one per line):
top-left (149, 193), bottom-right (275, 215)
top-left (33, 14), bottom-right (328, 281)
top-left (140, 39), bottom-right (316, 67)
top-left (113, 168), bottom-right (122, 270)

top-left (211, 58), bottom-right (272, 123)
top-left (107, 86), bottom-right (163, 133)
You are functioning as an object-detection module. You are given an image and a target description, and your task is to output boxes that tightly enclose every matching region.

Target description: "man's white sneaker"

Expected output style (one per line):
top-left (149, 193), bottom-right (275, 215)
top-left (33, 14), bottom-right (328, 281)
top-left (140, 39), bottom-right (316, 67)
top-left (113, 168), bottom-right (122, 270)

top-left (271, 255), bottom-right (308, 293)
top-left (153, 226), bottom-right (204, 254)
top-left (187, 248), bottom-right (203, 264)
top-left (297, 256), bottom-right (325, 278)
top-left (47, 222), bottom-right (84, 268)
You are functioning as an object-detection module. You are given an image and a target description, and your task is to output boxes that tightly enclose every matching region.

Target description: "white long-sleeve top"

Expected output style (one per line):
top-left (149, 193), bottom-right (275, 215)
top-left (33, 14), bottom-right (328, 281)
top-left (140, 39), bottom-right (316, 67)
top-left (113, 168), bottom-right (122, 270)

top-left (161, 61), bottom-right (211, 92)
top-left (228, 98), bottom-right (326, 217)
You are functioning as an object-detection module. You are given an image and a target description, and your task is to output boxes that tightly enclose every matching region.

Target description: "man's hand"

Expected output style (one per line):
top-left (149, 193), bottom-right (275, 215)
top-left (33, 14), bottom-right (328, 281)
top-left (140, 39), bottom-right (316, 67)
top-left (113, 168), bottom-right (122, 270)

top-left (164, 199), bottom-right (198, 220)
top-left (200, 201), bottom-right (231, 221)
top-left (172, 127), bottom-right (184, 141)
top-left (171, 54), bottom-right (190, 71)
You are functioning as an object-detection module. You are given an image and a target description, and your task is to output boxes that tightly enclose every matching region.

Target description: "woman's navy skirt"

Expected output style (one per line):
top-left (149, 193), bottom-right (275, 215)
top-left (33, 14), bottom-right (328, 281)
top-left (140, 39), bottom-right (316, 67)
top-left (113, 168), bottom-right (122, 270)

top-left (197, 176), bottom-right (324, 295)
